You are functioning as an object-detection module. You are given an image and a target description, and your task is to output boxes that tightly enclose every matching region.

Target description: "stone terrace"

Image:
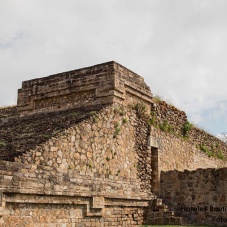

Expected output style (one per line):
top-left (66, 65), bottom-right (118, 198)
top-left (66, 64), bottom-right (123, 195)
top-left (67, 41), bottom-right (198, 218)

top-left (17, 61), bottom-right (152, 115)
top-left (0, 105), bottom-right (105, 161)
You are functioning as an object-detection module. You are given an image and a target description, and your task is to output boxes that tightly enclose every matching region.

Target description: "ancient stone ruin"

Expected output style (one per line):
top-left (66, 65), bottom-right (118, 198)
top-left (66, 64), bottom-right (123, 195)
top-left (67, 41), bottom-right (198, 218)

top-left (0, 61), bottom-right (227, 226)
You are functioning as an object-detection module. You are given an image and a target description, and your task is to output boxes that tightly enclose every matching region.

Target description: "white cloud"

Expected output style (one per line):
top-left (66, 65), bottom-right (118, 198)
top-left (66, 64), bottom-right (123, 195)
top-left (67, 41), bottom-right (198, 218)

top-left (0, 0), bottom-right (227, 135)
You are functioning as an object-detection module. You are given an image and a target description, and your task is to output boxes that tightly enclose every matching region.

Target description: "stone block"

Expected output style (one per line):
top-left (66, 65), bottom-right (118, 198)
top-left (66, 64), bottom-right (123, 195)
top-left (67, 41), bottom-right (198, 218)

top-left (92, 197), bottom-right (105, 209)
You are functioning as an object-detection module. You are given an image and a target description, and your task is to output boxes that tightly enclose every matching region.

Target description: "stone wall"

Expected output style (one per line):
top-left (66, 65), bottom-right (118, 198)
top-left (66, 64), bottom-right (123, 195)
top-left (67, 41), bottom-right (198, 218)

top-left (3, 203), bottom-right (146, 227)
top-left (0, 160), bottom-right (148, 227)
top-left (17, 61), bottom-right (152, 115)
top-left (151, 100), bottom-right (187, 135)
top-left (150, 126), bottom-right (227, 173)
top-left (160, 168), bottom-right (227, 226)
top-left (151, 100), bottom-right (227, 160)
top-left (0, 106), bottom-right (18, 118)
top-left (148, 100), bottom-right (227, 196)
top-left (148, 125), bottom-right (227, 198)
top-left (0, 104), bottom-right (153, 226)
top-left (16, 104), bottom-right (152, 199)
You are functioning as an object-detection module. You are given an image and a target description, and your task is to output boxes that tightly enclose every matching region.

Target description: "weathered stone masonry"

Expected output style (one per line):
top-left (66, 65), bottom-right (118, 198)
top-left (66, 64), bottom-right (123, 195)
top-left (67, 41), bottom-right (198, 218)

top-left (0, 62), bottom-right (154, 227)
top-left (0, 61), bottom-right (227, 226)
top-left (161, 168), bottom-right (227, 226)
top-left (17, 61), bottom-right (152, 114)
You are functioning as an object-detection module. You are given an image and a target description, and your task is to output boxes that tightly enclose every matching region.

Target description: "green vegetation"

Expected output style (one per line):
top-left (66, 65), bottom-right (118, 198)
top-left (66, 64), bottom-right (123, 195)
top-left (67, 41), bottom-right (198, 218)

top-left (147, 118), bottom-right (155, 126)
top-left (199, 144), bottom-right (224, 160)
top-left (153, 95), bottom-right (163, 103)
top-left (113, 122), bottom-right (121, 138)
top-left (133, 102), bottom-right (147, 116)
top-left (214, 143), bottom-right (224, 160)
top-left (114, 106), bottom-right (125, 116)
top-left (106, 157), bottom-right (110, 162)
top-left (122, 117), bottom-right (128, 123)
top-left (0, 141), bottom-right (6, 147)
top-left (147, 111), bottom-right (157, 126)
top-left (148, 110), bottom-right (174, 134)
top-left (89, 111), bottom-right (96, 116)
top-left (110, 149), bottom-right (117, 158)
top-left (159, 120), bottom-right (173, 133)
top-left (88, 162), bottom-right (92, 169)
top-left (148, 111), bottom-right (193, 139)
top-left (52, 130), bottom-right (61, 136)
top-left (92, 115), bottom-right (99, 123)
top-left (217, 150), bottom-right (224, 160)
top-left (113, 115), bottom-right (128, 138)
top-left (136, 163), bottom-right (142, 170)
top-left (182, 121), bottom-right (192, 138)
top-left (116, 169), bottom-right (120, 176)
top-left (71, 112), bottom-right (79, 117)
top-left (200, 144), bottom-right (214, 157)
top-left (114, 127), bottom-right (121, 137)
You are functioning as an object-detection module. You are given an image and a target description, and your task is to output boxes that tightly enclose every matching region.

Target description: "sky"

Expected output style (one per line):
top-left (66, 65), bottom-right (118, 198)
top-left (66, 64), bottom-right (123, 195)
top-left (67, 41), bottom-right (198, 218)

top-left (0, 0), bottom-right (227, 136)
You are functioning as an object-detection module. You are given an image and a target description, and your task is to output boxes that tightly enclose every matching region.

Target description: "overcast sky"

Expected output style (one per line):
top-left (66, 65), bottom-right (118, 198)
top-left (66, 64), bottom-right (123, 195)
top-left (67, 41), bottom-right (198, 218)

top-left (1, 0), bottom-right (227, 136)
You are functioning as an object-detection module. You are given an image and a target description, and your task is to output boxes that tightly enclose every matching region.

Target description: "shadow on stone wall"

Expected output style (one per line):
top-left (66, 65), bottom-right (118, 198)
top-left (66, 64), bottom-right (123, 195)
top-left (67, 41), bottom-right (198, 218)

top-left (0, 105), bottom-right (105, 161)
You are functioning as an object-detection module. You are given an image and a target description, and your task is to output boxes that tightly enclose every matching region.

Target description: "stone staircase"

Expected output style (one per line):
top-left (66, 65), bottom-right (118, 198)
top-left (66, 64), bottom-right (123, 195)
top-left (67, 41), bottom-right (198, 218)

top-left (146, 198), bottom-right (182, 225)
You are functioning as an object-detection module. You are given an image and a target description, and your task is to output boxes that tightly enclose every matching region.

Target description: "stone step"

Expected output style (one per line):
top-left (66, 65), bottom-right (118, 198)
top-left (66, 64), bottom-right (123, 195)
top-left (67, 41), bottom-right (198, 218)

top-left (147, 216), bottom-right (182, 225)
top-left (153, 208), bottom-right (169, 212)
top-left (86, 211), bottom-right (102, 217)
top-left (85, 208), bottom-right (102, 217)
top-left (86, 212), bottom-right (102, 217)
top-left (152, 198), bottom-right (163, 206)
top-left (153, 204), bottom-right (168, 210)
top-left (146, 197), bottom-right (182, 225)
top-left (148, 211), bottom-right (175, 218)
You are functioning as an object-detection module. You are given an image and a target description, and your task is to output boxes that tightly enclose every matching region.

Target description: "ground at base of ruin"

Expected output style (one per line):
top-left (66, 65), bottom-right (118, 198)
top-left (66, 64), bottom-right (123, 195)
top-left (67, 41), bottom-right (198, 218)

top-left (142, 225), bottom-right (216, 227)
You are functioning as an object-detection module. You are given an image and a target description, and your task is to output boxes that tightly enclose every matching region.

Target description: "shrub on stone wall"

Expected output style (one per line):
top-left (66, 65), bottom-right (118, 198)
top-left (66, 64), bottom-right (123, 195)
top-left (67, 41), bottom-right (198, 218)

top-left (181, 121), bottom-right (192, 138)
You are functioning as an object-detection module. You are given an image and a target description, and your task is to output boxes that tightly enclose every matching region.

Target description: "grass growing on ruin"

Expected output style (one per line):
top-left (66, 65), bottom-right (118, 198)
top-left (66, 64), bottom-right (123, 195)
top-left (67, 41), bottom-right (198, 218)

top-left (153, 95), bottom-right (163, 103)
top-left (182, 120), bottom-right (193, 138)
top-left (113, 122), bottom-right (121, 138)
top-left (133, 101), bottom-right (225, 161)
top-left (199, 144), bottom-right (224, 160)
top-left (159, 120), bottom-right (173, 133)
top-left (122, 117), bottom-right (128, 123)
top-left (0, 141), bottom-right (6, 146)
